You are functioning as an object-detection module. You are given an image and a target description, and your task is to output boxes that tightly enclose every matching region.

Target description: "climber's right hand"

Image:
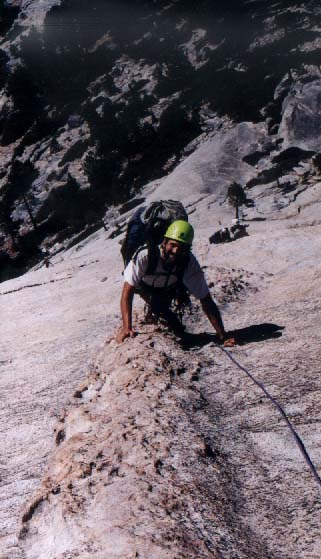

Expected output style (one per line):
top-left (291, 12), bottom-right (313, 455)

top-left (115, 328), bottom-right (136, 344)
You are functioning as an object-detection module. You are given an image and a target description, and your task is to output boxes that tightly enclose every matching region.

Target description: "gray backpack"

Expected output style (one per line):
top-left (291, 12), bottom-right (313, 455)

top-left (121, 199), bottom-right (188, 266)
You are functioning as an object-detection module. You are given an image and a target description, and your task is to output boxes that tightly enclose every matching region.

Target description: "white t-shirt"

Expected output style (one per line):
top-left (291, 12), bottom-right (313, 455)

top-left (123, 248), bottom-right (209, 300)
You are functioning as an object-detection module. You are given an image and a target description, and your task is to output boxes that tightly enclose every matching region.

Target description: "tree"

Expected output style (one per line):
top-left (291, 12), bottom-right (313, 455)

top-left (227, 182), bottom-right (247, 220)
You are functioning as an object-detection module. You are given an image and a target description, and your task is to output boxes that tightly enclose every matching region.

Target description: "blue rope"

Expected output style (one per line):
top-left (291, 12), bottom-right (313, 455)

top-left (214, 342), bottom-right (321, 490)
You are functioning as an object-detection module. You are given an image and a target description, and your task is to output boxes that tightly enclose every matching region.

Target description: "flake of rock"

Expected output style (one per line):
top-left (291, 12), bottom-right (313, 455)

top-left (279, 80), bottom-right (321, 151)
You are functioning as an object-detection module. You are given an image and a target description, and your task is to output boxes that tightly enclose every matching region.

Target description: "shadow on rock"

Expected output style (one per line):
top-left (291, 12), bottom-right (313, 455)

top-left (181, 323), bottom-right (284, 349)
top-left (231, 323), bottom-right (284, 345)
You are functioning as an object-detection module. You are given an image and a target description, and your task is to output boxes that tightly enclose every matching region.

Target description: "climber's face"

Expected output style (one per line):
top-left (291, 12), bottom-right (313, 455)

top-left (162, 239), bottom-right (189, 265)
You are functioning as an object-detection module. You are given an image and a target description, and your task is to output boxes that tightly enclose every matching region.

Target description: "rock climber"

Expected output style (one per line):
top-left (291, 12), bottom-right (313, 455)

top-left (116, 220), bottom-right (236, 346)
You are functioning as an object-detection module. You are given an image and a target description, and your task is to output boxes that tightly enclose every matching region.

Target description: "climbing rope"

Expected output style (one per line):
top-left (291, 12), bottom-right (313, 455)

top-left (213, 342), bottom-right (321, 490)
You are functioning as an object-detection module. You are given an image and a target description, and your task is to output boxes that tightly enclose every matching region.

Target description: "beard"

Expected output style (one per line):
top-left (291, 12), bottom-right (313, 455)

top-left (161, 245), bottom-right (187, 269)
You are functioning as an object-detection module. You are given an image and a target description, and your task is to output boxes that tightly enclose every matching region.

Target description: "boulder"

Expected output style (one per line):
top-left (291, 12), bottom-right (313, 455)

top-left (279, 80), bottom-right (321, 151)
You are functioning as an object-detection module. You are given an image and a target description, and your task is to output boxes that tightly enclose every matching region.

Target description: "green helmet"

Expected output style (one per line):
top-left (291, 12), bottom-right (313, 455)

top-left (165, 220), bottom-right (194, 245)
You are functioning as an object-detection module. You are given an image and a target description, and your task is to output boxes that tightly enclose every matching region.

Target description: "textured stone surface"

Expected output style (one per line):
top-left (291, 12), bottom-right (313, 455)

top-left (1, 165), bottom-right (321, 557)
top-left (148, 122), bottom-right (268, 205)
top-left (0, 3), bottom-right (321, 556)
top-left (279, 80), bottom-right (321, 151)
top-left (1, 1), bottom-right (321, 277)
top-left (0, 233), bottom-right (123, 557)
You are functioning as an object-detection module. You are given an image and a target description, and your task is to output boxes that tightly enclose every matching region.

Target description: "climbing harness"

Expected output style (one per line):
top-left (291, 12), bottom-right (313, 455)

top-left (212, 342), bottom-right (321, 490)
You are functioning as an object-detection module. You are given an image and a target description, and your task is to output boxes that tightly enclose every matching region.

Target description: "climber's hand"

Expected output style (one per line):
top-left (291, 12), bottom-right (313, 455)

top-left (223, 337), bottom-right (236, 347)
top-left (115, 328), bottom-right (136, 344)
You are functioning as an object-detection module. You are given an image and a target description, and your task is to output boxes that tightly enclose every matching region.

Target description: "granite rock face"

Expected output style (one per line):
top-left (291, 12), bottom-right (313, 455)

top-left (1, 7), bottom-right (321, 553)
top-left (279, 79), bottom-right (321, 151)
top-left (2, 213), bottom-right (320, 559)
top-left (1, 129), bottom-right (321, 557)
top-left (1, 1), bottom-right (321, 278)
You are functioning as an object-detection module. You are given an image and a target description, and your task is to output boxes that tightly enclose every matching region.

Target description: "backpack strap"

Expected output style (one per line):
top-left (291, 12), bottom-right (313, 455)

top-left (132, 242), bottom-right (159, 274)
top-left (175, 253), bottom-right (190, 285)
top-left (146, 242), bottom-right (160, 274)
top-left (132, 243), bottom-right (190, 290)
